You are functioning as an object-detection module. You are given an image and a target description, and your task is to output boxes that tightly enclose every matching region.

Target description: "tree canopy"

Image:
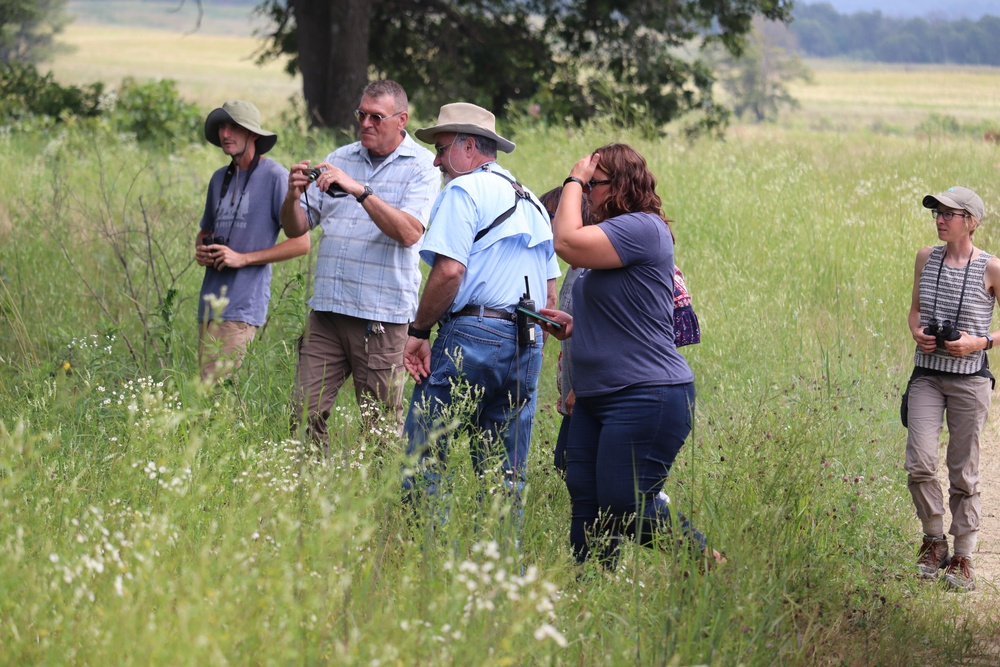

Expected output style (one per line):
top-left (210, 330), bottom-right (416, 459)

top-left (241, 0), bottom-right (793, 133)
top-left (791, 3), bottom-right (1000, 65)
top-left (0, 0), bottom-right (70, 63)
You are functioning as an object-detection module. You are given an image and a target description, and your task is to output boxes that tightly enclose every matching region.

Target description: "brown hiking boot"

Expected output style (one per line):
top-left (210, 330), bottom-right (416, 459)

top-left (916, 535), bottom-right (949, 579)
top-left (943, 555), bottom-right (976, 591)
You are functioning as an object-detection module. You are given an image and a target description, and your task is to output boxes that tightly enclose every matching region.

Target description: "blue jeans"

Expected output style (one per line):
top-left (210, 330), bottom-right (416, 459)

top-left (403, 315), bottom-right (543, 500)
top-left (565, 382), bottom-right (704, 565)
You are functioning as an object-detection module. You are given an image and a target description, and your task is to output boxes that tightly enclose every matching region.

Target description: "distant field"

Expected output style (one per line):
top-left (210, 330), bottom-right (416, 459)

top-left (787, 59), bottom-right (1000, 132)
top-left (49, 22), bottom-right (299, 118)
top-left (45, 18), bottom-right (1000, 133)
top-left (68, 0), bottom-right (261, 35)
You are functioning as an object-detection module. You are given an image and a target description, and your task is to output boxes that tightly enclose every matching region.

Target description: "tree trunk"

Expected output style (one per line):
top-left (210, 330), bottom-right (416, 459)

top-left (291, 0), bottom-right (371, 130)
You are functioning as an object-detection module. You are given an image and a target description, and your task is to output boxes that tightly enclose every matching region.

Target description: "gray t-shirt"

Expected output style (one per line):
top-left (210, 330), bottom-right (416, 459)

top-left (198, 157), bottom-right (289, 326)
top-left (571, 212), bottom-right (694, 396)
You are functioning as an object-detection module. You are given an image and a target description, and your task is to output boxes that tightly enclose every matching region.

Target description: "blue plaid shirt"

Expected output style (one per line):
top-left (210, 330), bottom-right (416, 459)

top-left (300, 132), bottom-right (439, 323)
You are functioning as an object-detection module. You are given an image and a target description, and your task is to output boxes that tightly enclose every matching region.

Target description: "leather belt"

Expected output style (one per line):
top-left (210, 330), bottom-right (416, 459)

top-left (450, 305), bottom-right (516, 322)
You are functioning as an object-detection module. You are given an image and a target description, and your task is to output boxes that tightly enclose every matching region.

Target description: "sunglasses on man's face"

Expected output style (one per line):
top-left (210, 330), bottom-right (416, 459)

top-left (354, 109), bottom-right (402, 125)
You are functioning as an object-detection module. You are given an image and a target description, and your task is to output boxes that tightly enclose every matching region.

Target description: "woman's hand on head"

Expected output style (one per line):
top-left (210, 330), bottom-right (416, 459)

top-left (569, 152), bottom-right (601, 182)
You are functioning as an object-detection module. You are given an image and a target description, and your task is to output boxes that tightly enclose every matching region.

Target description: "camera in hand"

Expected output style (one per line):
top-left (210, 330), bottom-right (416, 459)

top-left (924, 318), bottom-right (960, 346)
top-left (515, 276), bottom-right (537, 346)
top-left (306, 167), bottom-right (348, 197)
top-left (202, 235), bottom-right (227, 246)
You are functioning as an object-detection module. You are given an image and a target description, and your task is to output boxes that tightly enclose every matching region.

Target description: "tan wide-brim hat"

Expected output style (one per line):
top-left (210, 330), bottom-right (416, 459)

top-left (204, 100), bottom-right (277, 154)
top-left (415, 102), bottom-right (515, 153)
top-left (922, 186), bottom-right (985, 221)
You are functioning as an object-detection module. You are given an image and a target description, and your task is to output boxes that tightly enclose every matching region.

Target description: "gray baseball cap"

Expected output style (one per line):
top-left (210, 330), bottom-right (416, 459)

top-left (204, 100), bottom-right (277, 154)
top-left (922, 186), bottom-right (985, 221)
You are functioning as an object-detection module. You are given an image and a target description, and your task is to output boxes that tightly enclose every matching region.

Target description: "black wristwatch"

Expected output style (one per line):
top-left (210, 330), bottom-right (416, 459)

top-left (408, 324), bottom-right (431, 339)
top-left (356, 185), bottom-right (374, 204)
top-left (985, 333), bottom-right (994, 350)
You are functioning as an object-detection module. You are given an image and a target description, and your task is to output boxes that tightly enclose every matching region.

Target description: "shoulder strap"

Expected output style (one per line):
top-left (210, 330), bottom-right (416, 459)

top-left (473, 169), bottom-right (548, 243)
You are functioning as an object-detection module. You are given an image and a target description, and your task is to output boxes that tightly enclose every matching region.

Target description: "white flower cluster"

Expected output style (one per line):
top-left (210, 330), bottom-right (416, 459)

top-left (131, 459), bottom-right (192, 495)
top-left (442, 540), bottom-right (566, 647)
top-left (66, 333), bottom-right (116, 355)
top-left (96, 376), bottom-right (183, 431)
top-left (232, 439), bottom-right (307, 495)
top-left (48, 501), bottom-right (176, 603)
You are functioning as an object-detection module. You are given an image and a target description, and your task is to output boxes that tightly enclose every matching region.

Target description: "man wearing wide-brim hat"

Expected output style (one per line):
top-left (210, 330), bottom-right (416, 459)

top-left (195, 100), bottom-right (310, 383)
top-left (401, 102), bottom-right (561, 519)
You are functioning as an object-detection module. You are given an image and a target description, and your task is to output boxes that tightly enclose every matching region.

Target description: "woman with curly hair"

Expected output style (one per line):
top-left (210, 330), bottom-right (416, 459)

top-left (537, 143), bottom-right (723, 569)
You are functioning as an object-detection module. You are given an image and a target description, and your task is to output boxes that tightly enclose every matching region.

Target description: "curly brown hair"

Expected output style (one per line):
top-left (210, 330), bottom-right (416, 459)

top-left (592, 143), bottom-right (670, 229)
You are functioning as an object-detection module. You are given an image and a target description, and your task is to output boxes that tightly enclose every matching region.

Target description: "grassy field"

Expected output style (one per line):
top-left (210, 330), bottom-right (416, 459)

top-left (46, 16), bottom-right (1000, 134)
top-left (4, 16), bottom-right (1000, 667)
top-left (788, 59), bottom-right (1000, 132)
top-left (50, 18), bottom-right (299, 120)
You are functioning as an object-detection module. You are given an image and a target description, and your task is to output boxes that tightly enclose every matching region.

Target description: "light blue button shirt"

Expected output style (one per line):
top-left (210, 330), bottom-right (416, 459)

top-left (420, 162), bottom-right (560, 312)
top-left (300, 132), bottom-right (440, 323)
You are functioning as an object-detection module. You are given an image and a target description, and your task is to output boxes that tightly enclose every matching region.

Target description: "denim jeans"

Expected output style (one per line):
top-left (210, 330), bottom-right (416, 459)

top-left (403, 315), bottom-right (543, 501)
top-left (565, 382), bottom-right (704, 565)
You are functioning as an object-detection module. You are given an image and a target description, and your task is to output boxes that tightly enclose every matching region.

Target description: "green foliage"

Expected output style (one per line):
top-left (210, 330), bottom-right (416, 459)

top-left (714, 19), bottom-right (813, 123)
top-left (0, 0), bottom-right (70, 63)
top-left (916, 113), bottom-right (1000, 140)
top-left (251, 0), bottom-right (795, 134)
top-left (0, 65), bottom-right (200, 149)
top-left (792, 4), bottom-right (1000, 65)
top-left (0, 62), bottom-right (103, 121)
top-left (107, 77), bottom-right (201, 148)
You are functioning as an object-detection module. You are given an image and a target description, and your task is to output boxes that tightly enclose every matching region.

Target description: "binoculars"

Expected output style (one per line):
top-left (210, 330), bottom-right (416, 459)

top-left (924, 319), bottom-right (960, 346)
top-left (307, 167), bottom-right (347, 197)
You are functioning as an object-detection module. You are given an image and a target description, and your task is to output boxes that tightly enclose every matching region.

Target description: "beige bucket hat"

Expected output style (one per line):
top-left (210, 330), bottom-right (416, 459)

top-left (204, 100), bottom-right (277, 154)
top-left (415, 102), bottom-right (515, 153)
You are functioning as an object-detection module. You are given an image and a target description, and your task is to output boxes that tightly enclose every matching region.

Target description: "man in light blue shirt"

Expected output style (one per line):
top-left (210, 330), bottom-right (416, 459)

top-left (402, 102), bottom-right (560, 514)
top-left (280, 80), bottom-right (439, 453)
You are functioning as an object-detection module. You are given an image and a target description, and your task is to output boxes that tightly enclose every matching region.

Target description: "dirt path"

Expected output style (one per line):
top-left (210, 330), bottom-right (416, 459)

top-left (973, 410), bottom-right (999, 594)
top-left (933, 391), bottom-right (1000, 594)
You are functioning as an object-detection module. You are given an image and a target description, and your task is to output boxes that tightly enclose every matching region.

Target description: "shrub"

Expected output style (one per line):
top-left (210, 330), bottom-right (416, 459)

top-left (0, 62), bottom-right (103, 121)
top-left (107, 77), bottom-right (201, 149)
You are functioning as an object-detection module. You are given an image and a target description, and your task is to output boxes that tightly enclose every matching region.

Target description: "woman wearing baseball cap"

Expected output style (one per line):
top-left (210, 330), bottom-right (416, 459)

top-left (906, 185), bottom-right (999, 591)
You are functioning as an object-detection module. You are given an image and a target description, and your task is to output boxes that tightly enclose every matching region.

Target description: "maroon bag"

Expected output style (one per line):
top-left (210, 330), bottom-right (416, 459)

top-left (673, 267), bottom-right (701, 347)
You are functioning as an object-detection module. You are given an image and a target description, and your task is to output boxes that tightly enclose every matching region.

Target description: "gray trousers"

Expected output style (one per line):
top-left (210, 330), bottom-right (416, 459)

top-left (905, 373), bottom-right (991, 539)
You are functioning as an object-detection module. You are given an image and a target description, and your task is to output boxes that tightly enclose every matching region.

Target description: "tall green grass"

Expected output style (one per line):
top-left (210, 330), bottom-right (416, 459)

top-left (2, 119), bottom-right (1000, 666)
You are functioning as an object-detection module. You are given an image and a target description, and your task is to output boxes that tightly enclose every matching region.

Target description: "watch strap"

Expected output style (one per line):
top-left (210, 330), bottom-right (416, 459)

top-left (356, 185), bottom-right (373, 204)
top-left (407, 324), bottom-right (431, 340)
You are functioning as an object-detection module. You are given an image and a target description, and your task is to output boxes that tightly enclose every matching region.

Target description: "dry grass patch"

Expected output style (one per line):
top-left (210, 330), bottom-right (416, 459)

top-left (785, 60), bottom-right (1000, 131)
top-left (47, 24), bottom-right (299, 116)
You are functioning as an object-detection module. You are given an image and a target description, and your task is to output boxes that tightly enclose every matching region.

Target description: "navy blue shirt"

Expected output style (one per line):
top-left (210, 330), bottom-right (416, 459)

top-left (571, 212), bottom-right (694, 396)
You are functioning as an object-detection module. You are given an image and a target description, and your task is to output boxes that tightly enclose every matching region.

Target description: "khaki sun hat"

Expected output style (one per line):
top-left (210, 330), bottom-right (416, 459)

top-left (204, 100), bottom-right (277, 154)
top-left (922, 186), bottom-right (985, 222)
top-left (415, 102), bottom-right (515, 153)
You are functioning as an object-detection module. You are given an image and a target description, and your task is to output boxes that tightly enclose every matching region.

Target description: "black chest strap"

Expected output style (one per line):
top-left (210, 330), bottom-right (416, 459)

top-left (473, 167), bottom-right (547, 243)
